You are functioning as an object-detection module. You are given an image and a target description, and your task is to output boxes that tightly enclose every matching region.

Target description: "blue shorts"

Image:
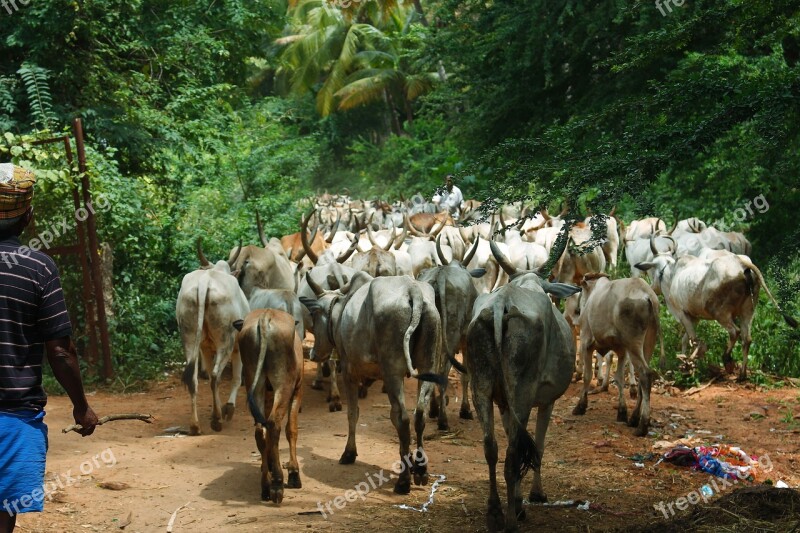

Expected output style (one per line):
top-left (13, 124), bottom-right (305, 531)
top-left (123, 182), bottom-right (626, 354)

top-left (0, 410), bottom-right (48, 515)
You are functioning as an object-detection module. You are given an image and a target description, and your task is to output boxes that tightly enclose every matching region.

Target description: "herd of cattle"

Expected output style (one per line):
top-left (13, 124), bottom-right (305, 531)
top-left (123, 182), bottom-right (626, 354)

top-left (174, 193), bottom-right (796, 531)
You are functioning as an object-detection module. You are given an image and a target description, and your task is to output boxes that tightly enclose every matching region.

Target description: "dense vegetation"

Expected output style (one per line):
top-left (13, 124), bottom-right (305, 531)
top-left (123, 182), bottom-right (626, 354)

top-left (1, 0), bottom-right (798, 388)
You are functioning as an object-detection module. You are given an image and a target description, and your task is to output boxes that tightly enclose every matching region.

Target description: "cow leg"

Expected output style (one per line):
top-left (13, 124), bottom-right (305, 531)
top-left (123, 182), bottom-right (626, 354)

top-left (339, 376), bottom-right (360, 465)
top-left (266, 388), bottom-right (290, 504)
top-left (628, 357), bottom-right (638, 399)
top-left (327, 355), bottom-right (342, 412)
top-left (628, 353), bottom-right (652, 437)
top-left (501, 407), bottom-right (530, 531)
top-left (459, 369), bottom-right (473, 420)
top-left (430, 359), bottom-right (449, 431)
top-left (285, 385), bottom-right (303, 489)
top-left (385, 378), bottom-right (412, 494)
top-left (312, 362), bottom-right (324, 390)
top-left (255, 425), bottom-right (271, 500)
top-left (719, 317), bottom-right (741, 376)
top-left (473, 380), bottom-right (503, 531)
top-left (614, 351), bottom-right (628, 423)
top-left (572, 339), bottom-right (593, 416)
top-left (590, 351), bottom-right (611, 394)
top-left (414, 381), bottom-right (435, 485)
top-left (187, 357), bottom-right (201, 436)
top-left (529, 403), bottom-right (554, 503)
top-left (223, 345), bottom-right (242, 421)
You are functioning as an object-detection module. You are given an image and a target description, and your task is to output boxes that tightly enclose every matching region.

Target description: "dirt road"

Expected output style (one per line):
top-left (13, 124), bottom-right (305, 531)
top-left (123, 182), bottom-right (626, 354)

top-left (13, 361), bottom-right (800, 532)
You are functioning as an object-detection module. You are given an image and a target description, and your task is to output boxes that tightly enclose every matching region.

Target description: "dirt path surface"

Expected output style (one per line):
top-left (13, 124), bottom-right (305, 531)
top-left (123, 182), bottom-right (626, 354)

top-left (14, 361), bottom-right (800, 533)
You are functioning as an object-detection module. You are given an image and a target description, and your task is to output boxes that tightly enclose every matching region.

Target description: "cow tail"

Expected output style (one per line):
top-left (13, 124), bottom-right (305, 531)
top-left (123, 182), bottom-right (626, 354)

top-left (404, 285), bottom-right (423, 378)
top-left (247, 316), bottom-right (270, 426)
top-left (437, 273), bottom-right (449, 356)
top-left (496, 306), bottom-right (539, 479)
top-left (745, 264), bottom-right (799, 328)
top-left (653, 295), bottom-right (665, 372)
top-left (182, 276), bottom-right (208, 395)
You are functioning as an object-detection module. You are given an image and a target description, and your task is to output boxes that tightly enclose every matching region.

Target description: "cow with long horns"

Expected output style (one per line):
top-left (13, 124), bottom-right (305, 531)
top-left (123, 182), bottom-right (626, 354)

top-left (176, 239), bottom-right (250, 435)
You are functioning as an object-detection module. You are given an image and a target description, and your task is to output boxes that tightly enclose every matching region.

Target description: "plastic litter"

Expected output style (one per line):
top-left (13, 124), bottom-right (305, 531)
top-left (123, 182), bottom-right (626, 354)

top-left (660, 444), bottom-right (764, 481)
top-left (394, 474), bottom-right (446, 512)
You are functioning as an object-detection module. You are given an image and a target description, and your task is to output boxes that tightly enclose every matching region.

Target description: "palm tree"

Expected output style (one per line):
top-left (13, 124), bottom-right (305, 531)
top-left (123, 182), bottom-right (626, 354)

top-left (276, 0), bottom-right (436, 133)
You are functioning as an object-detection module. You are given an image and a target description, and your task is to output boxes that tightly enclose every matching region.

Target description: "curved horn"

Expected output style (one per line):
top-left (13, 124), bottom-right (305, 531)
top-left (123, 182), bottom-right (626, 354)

top-left (394, 223), bottom-right (407, 250)
top-left (326, 209), bottom-right (341, 243)
top-left (541, 207), bottom-right (551, 221)
top-left (430, 215), bottom-right (447, 238)
top-left (435, 234), bottom-right (450, 266)
top-left (609, 205), bottom-right (616, 217)
top-left (490, 240), bottom-right (517, 276)
top-left (256, 211), bottom-right (268, 247)
top-left (559, 201), bottom-right (569, 217)
top-left (196, 237), bottom-right (211, 267)
top-left (366, 223), bottom-right (380, 248)
top-left (337, 236), bottom-right (359, 264)
top-left (227, 239), bottom-right (243, 267)
top-left (650, 234), bottom-right (659, 256)
top-left (462, 235), bottom-right (480, 266)
top-left (663, 234), bottom-right (677, 251)
top-left (404, 213), bottom-right (424, 237)
top-left (667, 213), bottom-right (679, 235)
top-left (306, 273), bottom-right (325, 298)
top-left (301, 208), bottom-right (319, 265)
top-left (382, 220), bottom-right (394, 251)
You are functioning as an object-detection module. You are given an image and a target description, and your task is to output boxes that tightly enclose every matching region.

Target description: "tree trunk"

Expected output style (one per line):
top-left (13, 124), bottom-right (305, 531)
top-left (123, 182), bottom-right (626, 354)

top-left (385, 89), bottom-right (402, 136)
top-left (413, 0), bottom-right (429, 26)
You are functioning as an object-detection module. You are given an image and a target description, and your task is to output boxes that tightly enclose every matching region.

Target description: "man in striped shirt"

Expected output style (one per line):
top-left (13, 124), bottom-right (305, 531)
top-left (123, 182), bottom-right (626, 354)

top-left (0, 165), bottom-right (97, 533)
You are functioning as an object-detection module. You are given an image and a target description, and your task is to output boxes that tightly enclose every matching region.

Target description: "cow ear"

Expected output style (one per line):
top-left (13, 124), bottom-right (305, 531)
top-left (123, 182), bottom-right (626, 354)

top-left (232, 319), bottom-right (244, 332)
top-left (299, 297), bottom-right (320, 313)
top-left (230, 269), bottom-right (241, 278)
top-left (542, 281), bottom-right (582, 299)
top-left (469, 268), bottom-right (487, 278)
top-left (635, 261), bottom-right (655, 271)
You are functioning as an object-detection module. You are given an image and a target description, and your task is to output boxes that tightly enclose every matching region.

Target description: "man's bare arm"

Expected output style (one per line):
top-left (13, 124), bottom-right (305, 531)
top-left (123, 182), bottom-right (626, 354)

top-left (45, 337), bottom-right (98, 436)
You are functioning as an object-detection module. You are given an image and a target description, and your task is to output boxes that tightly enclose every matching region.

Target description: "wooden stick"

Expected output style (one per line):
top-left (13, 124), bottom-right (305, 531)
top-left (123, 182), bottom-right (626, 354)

top-left (62, 413), bottom-right (153, 433)
top-left (166, 502), bottom-right (190, 532)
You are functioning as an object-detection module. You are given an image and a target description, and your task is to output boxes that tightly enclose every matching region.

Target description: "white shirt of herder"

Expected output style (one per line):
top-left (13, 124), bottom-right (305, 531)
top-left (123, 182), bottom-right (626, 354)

top-left (434, 185), bottom-right (463, 214)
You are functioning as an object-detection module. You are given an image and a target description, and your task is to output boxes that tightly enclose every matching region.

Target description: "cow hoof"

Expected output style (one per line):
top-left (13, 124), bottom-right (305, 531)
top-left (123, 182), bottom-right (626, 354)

top-left (572, 404), bottom-right (587, 416)
top-left (459, 409), bottom-right (473, 420)
top-left (322, 364), bottom-right (331, 378)
top-left (736, 373), bottom-right (748, 383)
top-left (199, 369), bottom-right (209, 380)
top-left (339, 449), bottom-right (357, 464)
top-left (515, 499), bottom-right (526, 521)
top-left (428, 403), bottom-right (439, 419)
top-left (629, 385), bottom-right (638, 399)
top-left (393, 478), bottom-right (411, 494)
top-left (574, 373), bottom-right (582, 383)
top-left (633, 425), bottom-right (648, 437)
top-left (329, 400), bottom-right (342, 412)
top-left (271, 484), bottom-right (284, 505)
top-left (413, 471), bottom-right (429, 486)
top-left (210, 418), bottom-right (223, 432)
top-left (261, 484), bottom-right (270, 501)
top-left (486, 506), bottom-right (505, 532)
top-left (437, 421), bottom-right (449, 431)
top-left (628, 414), bottom-right (640, 427)
top-left (222, 402), bottom-right (235, 421)
top-left (189, 424), bottom-right (201, 436)
top-left (724, 361), bottom-right (736, 375)
top-left (287, 471), bottom-right (302, 489)
top-left (528, 492), bottom-right (547, 503)
top-left (311, 380), bottom-right (324, 391)
top-left (358, 386), bottom-right (369, 399)
top-left (617, 409), bottom-right (628, 423)
top-left (589, 386), bottom-right (607, 395)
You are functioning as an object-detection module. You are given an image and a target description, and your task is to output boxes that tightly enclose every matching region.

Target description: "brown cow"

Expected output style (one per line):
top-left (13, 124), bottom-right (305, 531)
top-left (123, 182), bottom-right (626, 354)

top-left (235, 309), bottom-right (303, 504)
